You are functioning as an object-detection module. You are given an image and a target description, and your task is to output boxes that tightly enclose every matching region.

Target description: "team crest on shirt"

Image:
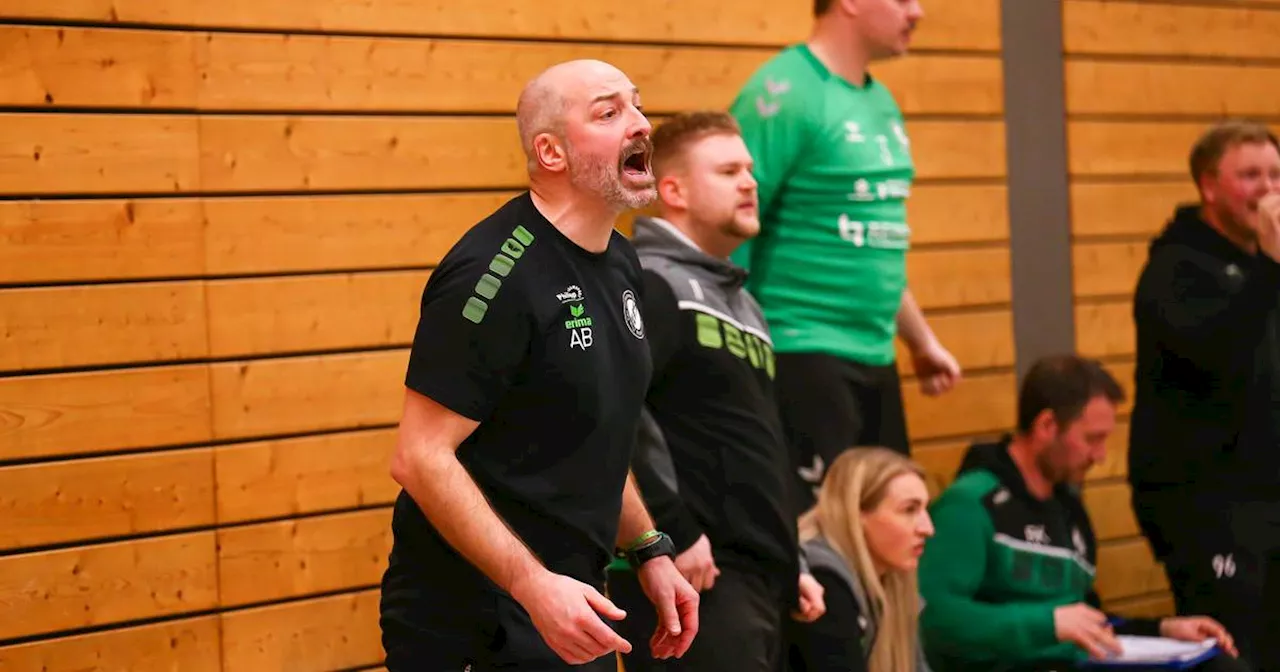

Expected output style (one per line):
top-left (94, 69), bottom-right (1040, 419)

top-left (622, 289), bottom-right (645, 339)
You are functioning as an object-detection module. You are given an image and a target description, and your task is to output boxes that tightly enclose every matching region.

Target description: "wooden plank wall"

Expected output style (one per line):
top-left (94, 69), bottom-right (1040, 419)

top-left (1061, 0), bottom-right (1280, 619)
top-left (0, 0), bottom-right (1014, 668)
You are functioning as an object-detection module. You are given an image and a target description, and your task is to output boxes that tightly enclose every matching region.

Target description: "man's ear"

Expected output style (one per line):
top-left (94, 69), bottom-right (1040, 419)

top-left (534, 133), bottom-right (567, 173)
top-left (1032, 408), bottom-right (1058, 441)
top-left (657, 174), bottom-right (687, 211)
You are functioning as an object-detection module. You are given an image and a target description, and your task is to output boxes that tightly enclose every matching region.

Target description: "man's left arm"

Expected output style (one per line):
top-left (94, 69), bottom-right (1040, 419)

top-left (896, 288), bottom-right (961, 396)
top-left (617, 472), bottom-right (700, 659)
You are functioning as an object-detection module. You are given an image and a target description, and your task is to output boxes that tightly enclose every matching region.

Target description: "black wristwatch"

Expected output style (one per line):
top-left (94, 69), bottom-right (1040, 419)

top-left (625, 532), bottom-right (675, 569)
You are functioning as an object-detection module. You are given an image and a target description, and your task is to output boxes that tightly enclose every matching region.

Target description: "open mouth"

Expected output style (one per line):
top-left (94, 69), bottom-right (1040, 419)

top-left (621, 144), bottom-right (651, 178)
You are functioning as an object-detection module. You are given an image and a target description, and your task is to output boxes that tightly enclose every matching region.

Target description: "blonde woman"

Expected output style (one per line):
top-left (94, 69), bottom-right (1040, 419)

top-left (787, 447), bottom-right (934, 672)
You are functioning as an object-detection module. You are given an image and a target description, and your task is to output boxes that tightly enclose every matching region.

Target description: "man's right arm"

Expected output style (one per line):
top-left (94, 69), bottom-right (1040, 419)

top-left (389, 388), bottom-right (543, 595)
top-left (918, 493), bottom-right (1063, 662)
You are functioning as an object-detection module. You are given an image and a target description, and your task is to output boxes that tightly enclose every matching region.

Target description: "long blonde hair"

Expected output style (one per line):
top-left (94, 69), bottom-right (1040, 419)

top-left (798, 447), bottom-right (925, 672)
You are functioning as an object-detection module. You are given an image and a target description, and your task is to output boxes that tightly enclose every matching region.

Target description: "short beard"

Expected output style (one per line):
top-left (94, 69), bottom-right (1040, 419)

top-left (566, 141), bottom-right (655, 210)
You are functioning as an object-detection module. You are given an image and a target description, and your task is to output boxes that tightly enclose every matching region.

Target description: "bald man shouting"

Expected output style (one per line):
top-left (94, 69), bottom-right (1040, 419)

top-left (378, 60), bottom-right (700, 671)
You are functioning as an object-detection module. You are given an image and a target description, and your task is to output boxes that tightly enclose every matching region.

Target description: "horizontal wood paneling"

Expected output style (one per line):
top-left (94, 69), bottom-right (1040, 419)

top-left (0, 365), bottom-right (212, 461)
top-left (0, 116), bottom-right (1007, 196)
top-left (0, 0), bottom-right (1001, 51)
top-left (0, 282), bottom-right (208, 372)
top-left (0, 448), bottom-right (214, 551)
top-left (896, 309), bottom-right (1015, 376)
top-left (0, 184), bottom-right (1011, 286)
top-left (1065, 59), bottom-right (1280, 117)
top-left (908, 184), bottom-right (1009, 245)
top-left (903, 371), bottom-right (1015, 440)
top-left (1072, 241), bottom-right (1147, 299)
top-left (0, 616), bottom-right (222, 672)
top-left (1070, 182), bottom-right (1194, 239)
top-left (1068, 122), bottom-right (1202, 178)
top-left (0, 114), bottom-right (199, 195)
top-left (0, 199), bottom-right (206, 285)
top-left (0, 25), bottom-right (197, 108)
top-left (217, 508), bottom-right (391, 606)
top-left (1082, 481), bottom-right (1139, 542)
top-left (220, 589), bottom-right (383, 671)
top-left (1064, 0), bottom-right (1280, 60)
top-left (208, 350), bottom-right (407, 440)
top-left (205, 271), bottom-right (427, 357)
top-left (0, 532), bottom-right (217, 641)
top-left (1096, 538), bottom-right (1168, 603)
top-left (908, 247), bottom-right (1011, 309)
top-left (1077, 299), bottom-right (1135, 359)
top-left (215, 428), bottom-right (398, 524)
top-left (1, 27), bottom-right (1003, 115)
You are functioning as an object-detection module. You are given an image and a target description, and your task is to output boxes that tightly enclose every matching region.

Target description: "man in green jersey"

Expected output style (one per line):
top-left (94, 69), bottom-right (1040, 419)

top-left (729, 0), bottom-right (960, 514)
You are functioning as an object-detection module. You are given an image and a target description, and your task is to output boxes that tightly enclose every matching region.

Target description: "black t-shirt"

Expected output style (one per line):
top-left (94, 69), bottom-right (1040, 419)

top-left (381, 193), bottom-right (652, 630)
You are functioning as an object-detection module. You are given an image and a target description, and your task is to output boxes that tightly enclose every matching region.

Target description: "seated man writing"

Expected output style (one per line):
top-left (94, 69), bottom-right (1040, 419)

top-left (918, 354), bottom-right (1243, 672)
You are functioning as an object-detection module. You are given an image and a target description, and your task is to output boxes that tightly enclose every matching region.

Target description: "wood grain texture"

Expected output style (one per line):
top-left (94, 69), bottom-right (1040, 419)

top-left (1067, 122), bottom-right (1202, 178)
top-left (0, 282), bottom-right (209, 372)
top-left (0, 448), bottom-right (214, 551)
top-left (0, 25), bottom-right (196, 108)
top-left (1076, 299), bottom-right (1135, 359)
top-left (220, 589), bottom-right (383, 671)
top-left (0, 616), bottom-right (222, 672)
top-left (205, 271), bottom-right (428, 357)
top-left (1096, 539), bottom-right (1168, 603)
top-left (217, 508), bottom-right (392, 606)
top-left (895, 309), bottom-right (1015, 376)
top-left (208, 350), bottom-right (408, 440)
top-left (907, 184), bottom-right (1009, 245)
top-left (204, 192), bottom-right (514, 274)
top-left (1082, 481), bottom-right (1139, 542)
top-left (908, 247), bottom-right (1011, 309)
top-left (903, 371), bottom-right (1014, 440)
top-left (0, 113), bottom-right (199, 195)
top-left (1073, 241), bottom-right (1147, 299)
top-left (0, 198), bottom-right (206, 284)
top-left (0, 365), bottom-right (212, 461)
top-left (1070, 181), bottom-right (1194, 239)
top-left (215, 428), bottom-right (398, 524)
top-left (0, 0), bottom-right (1000, 50)
top-left (0, 532), bottom-right (217, 641)
top-left (1066, 59), bottom-right (1280, 117)
top-left (196, 33), bottom-right (1003, 115)
top-left (1064, 0), bottom-right (1280, 60)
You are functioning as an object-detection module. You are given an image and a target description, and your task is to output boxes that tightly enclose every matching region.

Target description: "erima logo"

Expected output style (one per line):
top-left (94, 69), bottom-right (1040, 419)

top-left (461, 225), bottom-right (534, 325)
top-left (556, 285), bottom-right (584, 304)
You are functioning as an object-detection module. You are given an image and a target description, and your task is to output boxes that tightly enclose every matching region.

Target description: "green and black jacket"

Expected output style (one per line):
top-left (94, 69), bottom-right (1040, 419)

top-left (917, 437), bottom-right (1159, 672)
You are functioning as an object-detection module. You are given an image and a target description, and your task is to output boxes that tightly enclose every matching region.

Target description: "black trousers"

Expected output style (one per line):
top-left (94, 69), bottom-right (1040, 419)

top-left (607, 566), bottom-right (785, 672)
top-left (382, 590), bottom-right (619, 672)
top-left (1134, 496), bottom-right (1280, 672)
top-left (773, 352), bottom-right (910, 515)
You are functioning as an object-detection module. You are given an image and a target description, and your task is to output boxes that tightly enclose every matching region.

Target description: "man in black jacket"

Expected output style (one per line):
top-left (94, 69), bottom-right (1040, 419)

top-left (1129, 119), bottom-right (1280, 671)
top-left (605, 111), bottom-right (825, 671)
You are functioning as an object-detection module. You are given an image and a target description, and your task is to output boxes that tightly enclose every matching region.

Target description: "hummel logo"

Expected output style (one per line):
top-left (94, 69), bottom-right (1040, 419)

top-left (556, 285), bottom-right (583, 304)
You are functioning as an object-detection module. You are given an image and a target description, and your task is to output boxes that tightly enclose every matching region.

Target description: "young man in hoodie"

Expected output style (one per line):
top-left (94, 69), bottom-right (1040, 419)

top-left (727, 0), bottom-right (961, 516)
top-left (605, 111), bottom-right (825, 671)
top-left (1128, 120), bottom-right (1280, 671)
top-left (918, 355), bottom-right (1240, 672)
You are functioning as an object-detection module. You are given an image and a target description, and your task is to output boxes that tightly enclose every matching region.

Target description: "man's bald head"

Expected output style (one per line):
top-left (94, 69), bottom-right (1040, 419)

top-left (516, 59), bottom-right (631, 165)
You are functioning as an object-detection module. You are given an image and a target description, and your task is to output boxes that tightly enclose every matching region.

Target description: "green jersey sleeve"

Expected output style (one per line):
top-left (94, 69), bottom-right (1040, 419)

top-left (918, 488), bottom-right (1067, 664)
